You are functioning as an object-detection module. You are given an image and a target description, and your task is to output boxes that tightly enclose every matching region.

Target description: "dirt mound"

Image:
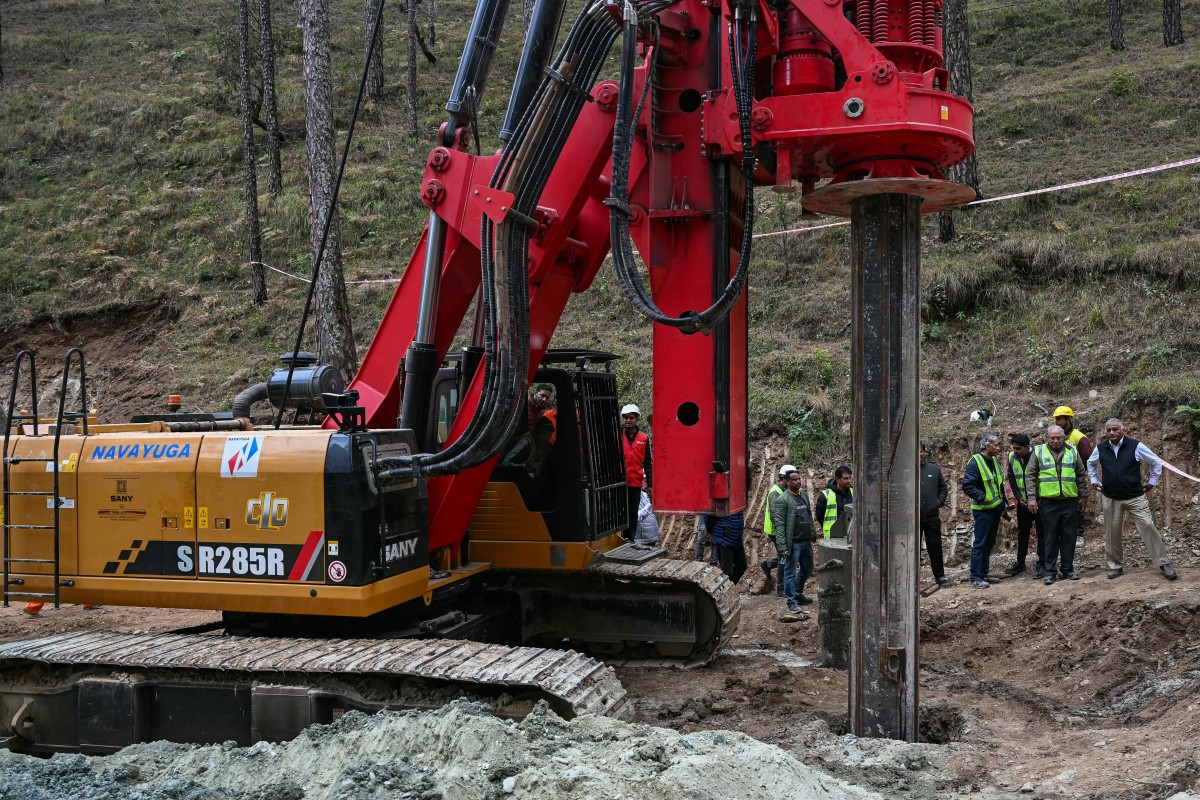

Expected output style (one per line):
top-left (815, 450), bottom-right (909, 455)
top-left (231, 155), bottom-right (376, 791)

top-left (0, 700), bottom-right (885, 800)
top-left (0, 299), bottom-right (178, 424)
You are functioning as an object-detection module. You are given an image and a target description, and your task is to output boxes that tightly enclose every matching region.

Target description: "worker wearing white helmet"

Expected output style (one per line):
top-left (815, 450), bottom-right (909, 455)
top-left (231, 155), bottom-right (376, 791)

top-left (757, 463), bottom-right (796, 595)
top-left (620, 403), bottom-right (652, 541)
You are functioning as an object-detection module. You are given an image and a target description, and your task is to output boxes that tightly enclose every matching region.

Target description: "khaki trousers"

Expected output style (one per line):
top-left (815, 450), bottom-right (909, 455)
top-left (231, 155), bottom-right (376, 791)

top-left (1103, 494), bottom-right (1170, 570)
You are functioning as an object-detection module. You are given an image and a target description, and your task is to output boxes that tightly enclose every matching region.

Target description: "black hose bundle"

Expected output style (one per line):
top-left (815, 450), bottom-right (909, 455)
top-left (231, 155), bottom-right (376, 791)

top-left (607, 1), bottom-right (758, 335)
top-left (376, 0), bottom-right (646, 483)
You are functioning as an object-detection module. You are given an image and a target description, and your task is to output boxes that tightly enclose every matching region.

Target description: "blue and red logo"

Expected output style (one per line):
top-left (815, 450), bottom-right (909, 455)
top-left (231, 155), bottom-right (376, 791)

top-left (220, 435), bottom-right (263, 478)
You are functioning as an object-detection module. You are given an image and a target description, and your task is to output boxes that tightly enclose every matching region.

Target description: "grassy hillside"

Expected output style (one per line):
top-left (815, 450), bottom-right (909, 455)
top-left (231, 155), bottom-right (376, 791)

top-left (1, 0), bottom-right (1198, 469)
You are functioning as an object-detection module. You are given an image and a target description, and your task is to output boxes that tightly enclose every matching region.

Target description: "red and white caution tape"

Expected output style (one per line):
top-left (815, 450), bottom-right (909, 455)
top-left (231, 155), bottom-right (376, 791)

top-left (257, 261), bottom-right (401, 286)
top-left (257, 155), bottom-right (1200, 277)
top-left (754, 154), bottom-right (1200, 240)
top-left (1158, 458), bottom-right (1200, 485)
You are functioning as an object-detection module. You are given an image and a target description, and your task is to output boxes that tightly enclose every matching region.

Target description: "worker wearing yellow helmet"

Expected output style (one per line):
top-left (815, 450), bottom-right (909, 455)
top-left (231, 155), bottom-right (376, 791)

top-left (1052, 405), bottom-right (1093, 549)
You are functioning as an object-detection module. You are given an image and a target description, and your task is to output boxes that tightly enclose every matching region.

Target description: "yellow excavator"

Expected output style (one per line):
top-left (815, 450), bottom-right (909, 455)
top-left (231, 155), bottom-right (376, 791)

top-left (1, 0), bottom-right (974, 753)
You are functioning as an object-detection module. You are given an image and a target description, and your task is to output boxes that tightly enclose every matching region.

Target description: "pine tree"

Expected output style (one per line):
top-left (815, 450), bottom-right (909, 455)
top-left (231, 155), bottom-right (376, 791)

top-left (238, 0), bottom-right (267, 304)
top-left (299, 0), bottom-right (358, 378)
top-left (1162, 0), bottom-right (1185, 46)
top-left (938, 0), bottom-right (979, 242)
top-left (366, 0), bottom-right (384, 101)
top-left (258, 0), bottom-right (284, 196)
top-left (406, 0), bottom-right (419, 134)
top-left (1109, 0), bottom-right (1126, 50)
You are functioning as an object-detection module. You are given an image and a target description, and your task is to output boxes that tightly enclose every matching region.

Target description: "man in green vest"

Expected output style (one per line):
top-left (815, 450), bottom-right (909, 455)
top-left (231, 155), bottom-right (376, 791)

top-left (758, 463), bottom-right (795, 595)
top-left (815, 466), bottom-right (854, 538)
top-left (1025, 425), bottom-right (1090, 585)
top-left (1053, 406), bottom-right (1093, 550)
top-left (962, 434), bottom-right (1008, 589)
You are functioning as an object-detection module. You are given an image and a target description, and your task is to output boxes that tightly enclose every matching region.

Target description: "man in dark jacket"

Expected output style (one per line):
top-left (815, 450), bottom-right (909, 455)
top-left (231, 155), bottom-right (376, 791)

top-left (962, 434), bottom-right (1008, 589)
top-left (920, 444), bottom-right (949, 585)
top-left (705, 512), bottom-right (747, 584)
top-left (1005, 433), bottom-right (1042, 576)
top-left (771, 469), bottom-right (818, 613)
top-left (815, 466), bottom-right (854, 538)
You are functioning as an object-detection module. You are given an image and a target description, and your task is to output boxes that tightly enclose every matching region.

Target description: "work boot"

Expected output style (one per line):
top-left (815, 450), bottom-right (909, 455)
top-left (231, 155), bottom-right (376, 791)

top-left (970, 578), bottom-right (989, 589)
top-left (985, 576), bottom-right (1001, 584)
top-left (760, 559), bottom-right (773, 580)
top-left (1107, 567), bottom-right (1123, 579)
top-left (1044, 573), bottom-right (1056, 585)
top-left (935, 576), bottom-right (951, 586)
top-left (1034, 565), bottom-right (1046, 579)
top-left (787, 601), bottom-right (801, 613)
top-left (1004, 563), bottom-right (1025, 577)
top-left (1065, 570), bottom-right (1080, 580)
top-left (1162, 563), bottom-right (1178, 581)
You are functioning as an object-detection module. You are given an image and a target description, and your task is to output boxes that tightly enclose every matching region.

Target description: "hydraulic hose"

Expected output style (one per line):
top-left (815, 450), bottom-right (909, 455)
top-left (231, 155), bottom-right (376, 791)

top-left (231, 383), bottom-right (269, 420)
top-left (607, 2), bottom-right (757, 335)
top-left (376, 0), bottom-right (640, 483)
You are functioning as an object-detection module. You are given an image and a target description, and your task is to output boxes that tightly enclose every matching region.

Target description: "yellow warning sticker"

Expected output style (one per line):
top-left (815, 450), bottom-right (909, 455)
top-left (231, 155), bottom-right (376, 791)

top-left (199, 506), bottom-right (209, 530)
top-left (940, 105), bottom-right (949, 120)
top-left (184, 506), bottom-right (195, 529)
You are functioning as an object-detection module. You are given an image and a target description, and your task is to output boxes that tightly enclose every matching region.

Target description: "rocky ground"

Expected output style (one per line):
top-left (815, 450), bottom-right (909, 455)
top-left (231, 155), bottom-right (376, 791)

top-left (2, 536), bottom-right (1200, 799)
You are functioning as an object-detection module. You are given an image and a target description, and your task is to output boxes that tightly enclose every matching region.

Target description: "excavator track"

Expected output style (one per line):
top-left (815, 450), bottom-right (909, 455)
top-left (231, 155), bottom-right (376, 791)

top-left (0, 630), bottom-right (626, 754)
top-left (494, 552), bottom-right (741, 669)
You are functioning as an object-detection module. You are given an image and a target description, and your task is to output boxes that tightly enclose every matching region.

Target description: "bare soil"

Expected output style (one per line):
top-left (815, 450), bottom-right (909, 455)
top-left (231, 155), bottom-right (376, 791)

top-left (5, 310), bottom-right (1200, 798)
top-left (4, 543), bottom-right (1199, 799)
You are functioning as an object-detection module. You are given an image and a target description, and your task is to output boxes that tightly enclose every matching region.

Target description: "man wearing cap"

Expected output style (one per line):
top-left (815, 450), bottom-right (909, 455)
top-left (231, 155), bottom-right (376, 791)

top-left (759, 464), bottom-right (795, 595)
top-left (1086, 418), bottom-right (1178, 582)
top-left (1005, 433), bottom-right (1042, 577)
top-left (621, 403), bottom-right (652, 541)
top-left (920, 444), bottom-right (949, 585)
top-left (1053, 406), bottom-right (1093, 549)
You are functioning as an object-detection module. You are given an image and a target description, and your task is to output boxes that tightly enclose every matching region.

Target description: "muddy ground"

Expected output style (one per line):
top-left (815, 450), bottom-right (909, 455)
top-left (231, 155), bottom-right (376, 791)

top-left (3, 530), bottom-right (1199, 800)
top-left (3, 312), bottom-right (1200, 798)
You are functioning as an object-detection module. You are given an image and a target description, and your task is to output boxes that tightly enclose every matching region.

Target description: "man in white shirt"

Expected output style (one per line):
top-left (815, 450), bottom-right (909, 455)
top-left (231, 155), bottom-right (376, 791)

top-left (1086, 418), bottom-right (1177, 581)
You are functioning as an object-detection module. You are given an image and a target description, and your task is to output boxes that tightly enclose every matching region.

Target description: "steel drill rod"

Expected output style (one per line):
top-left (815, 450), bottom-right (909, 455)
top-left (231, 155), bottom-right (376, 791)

top-left (848, 193), bottom-right (922, 741)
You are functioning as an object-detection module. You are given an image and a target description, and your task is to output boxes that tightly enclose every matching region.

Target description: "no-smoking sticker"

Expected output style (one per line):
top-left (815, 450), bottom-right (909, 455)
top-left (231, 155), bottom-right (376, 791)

top-left (328, 561), bottom-right (347, 583)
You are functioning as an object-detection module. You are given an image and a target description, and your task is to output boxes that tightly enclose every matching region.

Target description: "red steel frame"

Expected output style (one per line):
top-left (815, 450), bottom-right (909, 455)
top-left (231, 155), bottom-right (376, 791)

top-left (339, 0), bottom-right (973, 551)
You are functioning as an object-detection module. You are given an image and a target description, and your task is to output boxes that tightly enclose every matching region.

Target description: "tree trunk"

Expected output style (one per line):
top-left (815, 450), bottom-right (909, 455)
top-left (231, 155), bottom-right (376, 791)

top-left (258, 0), bottom-right (283, 196)
top-left (427, 0), bottom-right (436, 48)
top-left (1, 4), bottom-right (6, 89)
top-left (365, 0), bottom-right (384, 101)
top-left (406, 0), bottom-right (419, 134)
top-left (1109, 0), bottom-right (1126, 50)
top-left (299, 0), bottom-right (357, 378)
top-left (1162, 0), bottom-right (1184, 46)
top-left (238, 0), bottom-right (267, 304)
top-left (938, 0), bottom-right (977, 242)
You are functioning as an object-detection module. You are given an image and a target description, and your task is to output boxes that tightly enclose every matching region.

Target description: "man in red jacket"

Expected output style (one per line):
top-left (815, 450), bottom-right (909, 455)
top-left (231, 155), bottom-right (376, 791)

top-left (621, 403), bottom-right (652, 541)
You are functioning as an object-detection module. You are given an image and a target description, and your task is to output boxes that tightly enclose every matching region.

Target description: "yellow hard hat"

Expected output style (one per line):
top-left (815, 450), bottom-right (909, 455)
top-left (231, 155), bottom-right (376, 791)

top-left (1052, 405), bottom-right (1074, 418)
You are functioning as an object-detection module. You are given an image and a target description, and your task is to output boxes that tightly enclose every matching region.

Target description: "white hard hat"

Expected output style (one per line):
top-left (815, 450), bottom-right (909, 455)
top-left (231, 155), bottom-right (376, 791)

top-left (778, 464), bottom-right (797, 477)
top-left (621, 404), bottom-right (640, 416)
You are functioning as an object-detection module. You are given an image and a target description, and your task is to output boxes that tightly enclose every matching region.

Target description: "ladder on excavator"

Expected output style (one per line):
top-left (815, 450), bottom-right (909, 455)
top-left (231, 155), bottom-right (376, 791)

top-left (2, 348), bottom-right (90, 610)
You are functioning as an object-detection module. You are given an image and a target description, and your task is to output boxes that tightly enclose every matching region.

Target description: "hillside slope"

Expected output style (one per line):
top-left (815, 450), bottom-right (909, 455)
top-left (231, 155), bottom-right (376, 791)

top-left (1, 0), bottom-right (1198, 498)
